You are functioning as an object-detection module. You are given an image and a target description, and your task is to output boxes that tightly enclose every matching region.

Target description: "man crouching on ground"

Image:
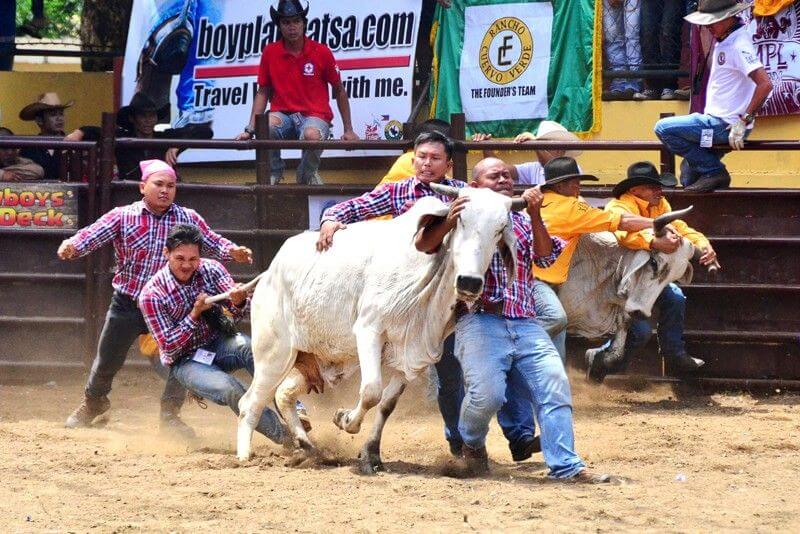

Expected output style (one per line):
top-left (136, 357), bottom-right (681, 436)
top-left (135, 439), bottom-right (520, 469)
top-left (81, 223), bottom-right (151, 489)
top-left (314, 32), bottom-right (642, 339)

top-left (415, 157), bottom-right (610, 483)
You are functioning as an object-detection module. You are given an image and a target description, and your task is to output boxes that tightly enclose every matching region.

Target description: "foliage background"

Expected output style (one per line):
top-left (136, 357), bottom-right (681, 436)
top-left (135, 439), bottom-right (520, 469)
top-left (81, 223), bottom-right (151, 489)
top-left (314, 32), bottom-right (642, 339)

top-left (16, 0), bottom-right (83, 39)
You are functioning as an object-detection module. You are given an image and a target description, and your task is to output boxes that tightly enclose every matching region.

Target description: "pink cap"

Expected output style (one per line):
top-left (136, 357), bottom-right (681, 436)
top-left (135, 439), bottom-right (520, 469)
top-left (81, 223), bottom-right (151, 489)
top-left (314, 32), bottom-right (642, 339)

top-left (139, 159), bottom-right (176, 182)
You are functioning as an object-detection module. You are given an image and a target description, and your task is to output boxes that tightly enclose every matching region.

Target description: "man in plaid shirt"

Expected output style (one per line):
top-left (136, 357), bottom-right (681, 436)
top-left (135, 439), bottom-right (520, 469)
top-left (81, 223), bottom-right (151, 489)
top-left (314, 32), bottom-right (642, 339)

top-left (415, 157), bottom-right (610, 482)
top-left (58, 159), bottom-right (253, 437)
top-left (138, 224), bottom-right (285, 444)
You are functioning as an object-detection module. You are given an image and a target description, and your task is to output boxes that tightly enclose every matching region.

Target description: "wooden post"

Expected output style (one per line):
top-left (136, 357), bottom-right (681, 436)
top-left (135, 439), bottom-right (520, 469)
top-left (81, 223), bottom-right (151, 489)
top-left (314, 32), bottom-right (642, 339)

top-left (659, 112), bottom-right (676, 176)
top-left (450, 113), bottom-right (467, 181)
top-left (255, 113), bottom-right (270, 186)
top-left (254, 114), bottom-right (271, 272)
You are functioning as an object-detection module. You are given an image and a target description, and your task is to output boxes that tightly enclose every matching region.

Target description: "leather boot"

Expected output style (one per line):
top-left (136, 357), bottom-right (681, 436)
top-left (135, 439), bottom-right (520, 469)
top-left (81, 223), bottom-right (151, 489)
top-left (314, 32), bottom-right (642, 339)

top-left (65, 394), bottom-right (110, 428)
top-left (461, 444), bottom-right (490, 476)
top-left (509, 435), bottom-right (541, 462)
top-left (667, 354), bottom-right (705, 375)
top-left (684, 169), bottom-right (731, 192)
top-left (160, 400), bottom-right (197, 440)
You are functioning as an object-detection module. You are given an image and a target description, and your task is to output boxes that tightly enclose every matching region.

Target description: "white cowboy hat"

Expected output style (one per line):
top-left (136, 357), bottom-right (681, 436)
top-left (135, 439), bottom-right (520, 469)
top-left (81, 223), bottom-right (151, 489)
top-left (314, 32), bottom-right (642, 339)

top-left (535, 120), bottom-right (582, 158)
top-left (684, 0), bottom-right (750, 26)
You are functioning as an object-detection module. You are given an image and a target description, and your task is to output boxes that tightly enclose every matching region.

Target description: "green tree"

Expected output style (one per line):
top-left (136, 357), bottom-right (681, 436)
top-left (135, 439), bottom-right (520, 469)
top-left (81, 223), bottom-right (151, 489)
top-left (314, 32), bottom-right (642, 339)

top-left (16, 0), bottom-right (83, 39)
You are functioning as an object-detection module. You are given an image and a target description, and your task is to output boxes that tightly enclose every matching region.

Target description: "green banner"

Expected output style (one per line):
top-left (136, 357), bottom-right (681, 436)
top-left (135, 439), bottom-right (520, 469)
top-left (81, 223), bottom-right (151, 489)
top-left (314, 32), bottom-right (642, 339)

top-left (430, 0), bottom-right (600, 137)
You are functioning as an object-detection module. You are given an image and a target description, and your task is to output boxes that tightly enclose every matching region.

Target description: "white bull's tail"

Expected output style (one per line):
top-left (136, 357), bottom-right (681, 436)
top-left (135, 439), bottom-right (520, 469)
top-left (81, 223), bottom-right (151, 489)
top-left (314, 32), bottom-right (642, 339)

top-left (205, 272), bottom-right (265, 304)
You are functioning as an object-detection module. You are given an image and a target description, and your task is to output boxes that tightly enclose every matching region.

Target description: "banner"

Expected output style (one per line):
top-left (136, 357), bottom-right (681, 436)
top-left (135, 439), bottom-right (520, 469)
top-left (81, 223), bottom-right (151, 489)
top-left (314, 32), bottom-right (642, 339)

top-left (430, 0), bottom-right (601, 137)
top-left (750, 2), bottom-right (800, 116)
top-left (123, 0), bottom-right (421, 162)
top-left (0, 183), bottom-right (78, 230)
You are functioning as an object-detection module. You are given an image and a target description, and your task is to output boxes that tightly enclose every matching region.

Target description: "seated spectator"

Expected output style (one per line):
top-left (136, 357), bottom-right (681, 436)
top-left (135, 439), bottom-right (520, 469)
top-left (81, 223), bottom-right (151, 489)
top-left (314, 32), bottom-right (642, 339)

top-left (18, 92), bottom-right (73, 180)
top-left (0, 127), bottom-right (45, 181)
top-left (378, 119), bottom-right (452, 187)
top-left (639, 0), bottom-right (686, 100)
top-left (65, 92), bottom-right (212, 181)
top-left (603, 0), bottom-right (643, 100)
top-left (474, 121), bottom-right (583, 185)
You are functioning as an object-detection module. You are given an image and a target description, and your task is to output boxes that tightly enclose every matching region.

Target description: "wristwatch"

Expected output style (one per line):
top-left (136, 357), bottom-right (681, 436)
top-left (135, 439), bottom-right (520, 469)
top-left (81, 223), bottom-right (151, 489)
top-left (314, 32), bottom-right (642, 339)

top-left (244, 125), bottom-right (256, 137)
top-left (742, 113), bottom-right (755, 125)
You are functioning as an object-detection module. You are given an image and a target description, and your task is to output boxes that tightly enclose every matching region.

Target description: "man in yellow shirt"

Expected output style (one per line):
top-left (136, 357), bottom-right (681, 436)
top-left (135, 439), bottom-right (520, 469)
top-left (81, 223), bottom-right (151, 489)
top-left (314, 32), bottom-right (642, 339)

top-left (604, 161), bottom-right (717, 373)
top-left (533, 157), bottom-right (654, 361)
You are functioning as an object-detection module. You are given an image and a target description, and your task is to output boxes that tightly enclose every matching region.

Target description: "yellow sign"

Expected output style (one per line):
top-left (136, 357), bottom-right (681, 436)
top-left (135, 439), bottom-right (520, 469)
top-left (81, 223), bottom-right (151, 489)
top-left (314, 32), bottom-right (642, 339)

top-left (479, 17), bottom-right (533, 85)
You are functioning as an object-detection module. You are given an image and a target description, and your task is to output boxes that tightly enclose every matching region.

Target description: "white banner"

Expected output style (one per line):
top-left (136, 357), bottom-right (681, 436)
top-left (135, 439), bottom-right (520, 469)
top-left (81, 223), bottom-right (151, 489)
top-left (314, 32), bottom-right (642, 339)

top-left (123, 0), bottom-right (421, 163)
top-left (458, 2), bottom-right (552, 123)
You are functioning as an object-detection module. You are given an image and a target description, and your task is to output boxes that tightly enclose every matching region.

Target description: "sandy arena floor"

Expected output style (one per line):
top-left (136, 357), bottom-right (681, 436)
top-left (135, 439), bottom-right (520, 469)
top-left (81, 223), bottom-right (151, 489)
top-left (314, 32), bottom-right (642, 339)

top-left (1, 368), bottom-right (799, 532)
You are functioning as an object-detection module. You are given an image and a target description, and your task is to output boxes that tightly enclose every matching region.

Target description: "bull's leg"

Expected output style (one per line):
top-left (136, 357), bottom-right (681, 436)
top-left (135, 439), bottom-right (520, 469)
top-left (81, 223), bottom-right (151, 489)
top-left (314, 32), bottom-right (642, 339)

top-left (275, 368), bottom-right (313, 450)
top-left (357, 374), bottom-right (407, 475)
top-left (333, 328), bottom-right (383, 434)
top-left (585, 327), bottom-right (630, 384)
top-left (237, 329), bottom-right (297, 461)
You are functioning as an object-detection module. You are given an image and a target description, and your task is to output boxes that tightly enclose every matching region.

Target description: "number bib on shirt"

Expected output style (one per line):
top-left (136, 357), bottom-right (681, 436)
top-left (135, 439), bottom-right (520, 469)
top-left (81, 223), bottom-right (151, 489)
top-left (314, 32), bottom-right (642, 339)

top-left (191, 348), bottom-right (216, 365)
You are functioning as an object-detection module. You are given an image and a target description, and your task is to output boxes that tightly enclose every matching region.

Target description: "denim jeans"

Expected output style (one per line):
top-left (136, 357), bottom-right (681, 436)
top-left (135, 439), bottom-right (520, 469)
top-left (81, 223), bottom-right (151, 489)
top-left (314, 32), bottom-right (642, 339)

top-left (654, 113), bottom-right (748, 182)
top-left (603, 0), bottom-right (642, 92)
top-left (269, 112), bottom-right (331, 185)
top-left (533, 280), bottom-right (568, 363)
top-left (85, 292), bottom-right (186, 407)
top-left (436, 334), bottom-right (536, 450)
top-left (170, 333), bottom-right (285, 444)
top-left (624, 283), bottom-right (687, 364)
top-left (455, 313), bottom-right (585, 478)
top-left (641, 0), bottom-right (685, 91)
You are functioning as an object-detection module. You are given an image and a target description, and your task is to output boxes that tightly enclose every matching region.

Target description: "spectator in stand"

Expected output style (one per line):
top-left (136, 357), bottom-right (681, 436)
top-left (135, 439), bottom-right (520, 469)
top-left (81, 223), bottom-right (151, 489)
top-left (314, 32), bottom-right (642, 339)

top-left (18, 92), bottom-right (73, 180)
top-left (603, 0), bottom-right (644, 100)
top-left (0, 127), bottom-right (45, 181)
top-left (236, 0), bottom-right (358, 185)
top-left (65, 92), bottom-right (213, 181)
top-left (639, 0), bottom-right (686, 100)
top-left (473, 121), bottom-right (583, 185)
top-left (654, 0), bottom-right (773, 192)
top-left (378, 119), bottom-right (452, 187)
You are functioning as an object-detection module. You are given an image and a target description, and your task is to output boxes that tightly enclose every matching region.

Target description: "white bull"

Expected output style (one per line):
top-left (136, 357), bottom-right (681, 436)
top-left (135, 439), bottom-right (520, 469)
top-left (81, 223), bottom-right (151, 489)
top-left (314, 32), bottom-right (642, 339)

top-left (235, 186), bottom-right (526, 472)
top-left (556, 207), bottom-right (702, 381)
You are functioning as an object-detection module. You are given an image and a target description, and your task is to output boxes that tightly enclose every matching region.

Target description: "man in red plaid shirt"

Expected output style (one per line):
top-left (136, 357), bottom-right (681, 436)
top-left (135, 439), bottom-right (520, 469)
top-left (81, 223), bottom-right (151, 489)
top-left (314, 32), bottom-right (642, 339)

top-left (57, 159), bottom-right (253, 437)
top-left (138, 224), bottom-right (286, 445)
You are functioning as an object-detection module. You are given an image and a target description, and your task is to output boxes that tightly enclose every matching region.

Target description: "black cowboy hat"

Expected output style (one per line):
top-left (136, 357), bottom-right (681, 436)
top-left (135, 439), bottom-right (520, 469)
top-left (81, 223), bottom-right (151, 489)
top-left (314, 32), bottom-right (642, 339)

top-left (612, 161), bottom-right (678, 198)
top-left (270, 0), bottom-right (310, 25)
top-left (117, 92), bottom-right (169, 131)
top-left (541, 156), bottom-right (598, 189)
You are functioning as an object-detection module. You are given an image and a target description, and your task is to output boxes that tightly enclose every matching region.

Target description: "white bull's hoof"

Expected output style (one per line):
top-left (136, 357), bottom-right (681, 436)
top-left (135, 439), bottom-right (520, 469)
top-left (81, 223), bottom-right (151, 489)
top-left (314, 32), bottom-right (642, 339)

top-left (333, 408), bottom-right (362, 434)
top-left (585, 348), bottom-right (610, 384)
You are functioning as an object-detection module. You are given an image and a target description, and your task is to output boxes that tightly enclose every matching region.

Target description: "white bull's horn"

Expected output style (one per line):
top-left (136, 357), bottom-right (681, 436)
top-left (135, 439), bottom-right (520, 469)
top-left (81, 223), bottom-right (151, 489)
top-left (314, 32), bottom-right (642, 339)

top-left (429, 182), bottom-right (461, 198)
top-left (510, 196), bottom-right (527, 211)
top-left (654, 205), bottom-right (693, 237)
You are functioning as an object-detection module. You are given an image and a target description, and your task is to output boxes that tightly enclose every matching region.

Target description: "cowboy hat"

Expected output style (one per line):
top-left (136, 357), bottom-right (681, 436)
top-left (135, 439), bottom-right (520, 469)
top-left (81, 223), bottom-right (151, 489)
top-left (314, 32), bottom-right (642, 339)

top-left (541, 156), bottom-right (598, 189)
top-left (117, 92), bottom-right (168, 131)
top-left (535, 120), bottom-right (583, 158)
top-left (684, 0), bottom-right (750, 25)
top-left (270, 0), bottom-right (310, 25)
top-left (19, 92), bottom-right (74, 121)
top-left (612, 161), bottom-right (678, 198)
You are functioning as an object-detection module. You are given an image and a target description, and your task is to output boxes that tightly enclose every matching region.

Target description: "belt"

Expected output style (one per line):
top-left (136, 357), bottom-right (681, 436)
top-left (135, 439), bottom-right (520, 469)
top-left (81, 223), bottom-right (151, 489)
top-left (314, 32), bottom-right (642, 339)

top-left (455, 300), bottom-right (505, 319)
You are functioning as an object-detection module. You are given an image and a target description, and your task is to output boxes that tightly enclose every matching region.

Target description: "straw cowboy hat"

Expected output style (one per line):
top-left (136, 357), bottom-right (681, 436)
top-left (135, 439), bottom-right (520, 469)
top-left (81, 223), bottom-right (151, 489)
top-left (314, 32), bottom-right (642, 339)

top-left (535, 120), bottom-right (583, 158)
top-left (612, 161), bottom-right (678, 198)
top-left (684, 0), bottom-right (751, 25)
top-left (19, 92), bottom-right (74, 121)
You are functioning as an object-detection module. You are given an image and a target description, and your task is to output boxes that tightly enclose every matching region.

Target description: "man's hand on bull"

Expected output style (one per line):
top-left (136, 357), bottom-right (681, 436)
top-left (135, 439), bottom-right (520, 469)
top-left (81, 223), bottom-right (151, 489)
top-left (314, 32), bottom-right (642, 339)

top-left (698, 244), bottom-right (718, 266)
top-left (317, 220), bottom-right (347, 251)
top-left (229, 245), bottom-right (253, 264)
top-left (650, 233), bottom-right (681, 254)
top-left (445, 196), bottom-right (470, 229)
top-left (229, 284), bottom-right (248, 307)
top-left (521, 186), bottom-right (544, 217)
top-left (190, 292), bottom-right (213, 321)
top-left (57, 240), bottom-right (78, 260)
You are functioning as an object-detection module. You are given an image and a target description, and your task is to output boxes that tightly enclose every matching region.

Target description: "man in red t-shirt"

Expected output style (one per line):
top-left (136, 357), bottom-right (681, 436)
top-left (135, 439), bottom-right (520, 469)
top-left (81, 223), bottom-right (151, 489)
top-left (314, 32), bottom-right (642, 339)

top-left (237, 0), bottom-right (358, 184)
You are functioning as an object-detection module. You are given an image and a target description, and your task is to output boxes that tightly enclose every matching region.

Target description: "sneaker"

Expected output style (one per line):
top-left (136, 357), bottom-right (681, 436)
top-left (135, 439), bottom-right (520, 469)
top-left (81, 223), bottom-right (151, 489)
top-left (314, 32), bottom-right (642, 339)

top-left (684, 169), bottom-right (731, 192)
top-left (65, 394), bottom-right (110, 428)
top-left (667, 354), bottom-right (705, 374)
top-left (602, 89), bottom-right (625, 100)
top-left (661, 88), bottom-right (677, 100)
top-left (674, 88), bottom-right (691, 100)
top-left (640, 89), bottom-right (660, 100)
top-left (509, 435), bottom-right (542, 462)
top-left (632, 91), bottom-right (648, 101)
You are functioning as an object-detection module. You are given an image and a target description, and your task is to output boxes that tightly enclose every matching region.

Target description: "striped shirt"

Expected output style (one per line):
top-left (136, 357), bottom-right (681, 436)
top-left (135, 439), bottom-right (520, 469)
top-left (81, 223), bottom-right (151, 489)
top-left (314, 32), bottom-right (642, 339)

top-left (69, 201), bottom-right (235, 299)
top-left (139, 259), bottom-right (246, 366)
top-left (321, 176), bottom-right (467, 223)
top-left (479, 212), bottom-right (565, 319)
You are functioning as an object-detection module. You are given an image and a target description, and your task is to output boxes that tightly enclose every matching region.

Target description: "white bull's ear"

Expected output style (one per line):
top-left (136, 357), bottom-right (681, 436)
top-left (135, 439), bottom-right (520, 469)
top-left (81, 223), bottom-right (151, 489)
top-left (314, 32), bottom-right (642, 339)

top-left (501, 222), bottom-right (518, 284)
top-left (616, 250), bottom-right (650, 299)
top-left (414, 196), bottom-right (452, 232)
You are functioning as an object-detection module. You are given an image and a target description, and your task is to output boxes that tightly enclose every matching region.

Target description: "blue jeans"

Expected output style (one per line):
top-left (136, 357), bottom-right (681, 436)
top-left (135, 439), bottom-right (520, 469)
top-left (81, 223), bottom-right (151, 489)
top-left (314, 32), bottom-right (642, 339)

top-left (436, 335), bottom-right (536, 450)
top-left (641, 0), bottom-right (685, 92)
top-left (603, 0), bottom-right (642, 92)
top-left (269, 112), bottom-right (331, 184)
top-left (533, 280), bottom-right (568, 363)
top-left (455, 313), bottom-right (585, 478)
top-left (171, 333), bottom-right (285, 444)
top-left (86, 292), bottom-right (186, 407)
top-left (654, 113), bottom-right (749, 183)
top-left (624, 283), bottom-right (687, 364)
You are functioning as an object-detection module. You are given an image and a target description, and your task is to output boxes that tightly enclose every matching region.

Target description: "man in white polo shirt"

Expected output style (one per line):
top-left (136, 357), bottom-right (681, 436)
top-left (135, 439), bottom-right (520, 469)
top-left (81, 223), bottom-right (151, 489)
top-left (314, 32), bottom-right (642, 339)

top-left (654, 0), bottom-right (772, 193)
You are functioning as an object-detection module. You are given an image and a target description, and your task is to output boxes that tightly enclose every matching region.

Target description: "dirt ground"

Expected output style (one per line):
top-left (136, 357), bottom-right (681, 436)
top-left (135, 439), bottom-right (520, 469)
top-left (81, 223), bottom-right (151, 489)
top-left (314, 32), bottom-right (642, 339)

top-left (1, 368), bottom-right (799, 533)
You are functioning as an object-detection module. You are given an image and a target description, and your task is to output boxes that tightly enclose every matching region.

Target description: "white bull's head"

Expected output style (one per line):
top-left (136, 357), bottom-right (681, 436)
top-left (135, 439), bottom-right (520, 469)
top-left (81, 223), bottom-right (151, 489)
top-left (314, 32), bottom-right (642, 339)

top-left (427, 183), bottom-right (526, 302)
top-left (617, 206), bottom-right (696, 316)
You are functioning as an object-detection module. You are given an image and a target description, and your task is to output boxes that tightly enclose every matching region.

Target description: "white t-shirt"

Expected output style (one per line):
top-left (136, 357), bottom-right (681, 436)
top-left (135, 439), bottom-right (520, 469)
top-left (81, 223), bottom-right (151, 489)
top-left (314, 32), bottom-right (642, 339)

top-left (704, 25), bottom-right (763, 127)
top-left (514, 161), bottom-right (583, 186)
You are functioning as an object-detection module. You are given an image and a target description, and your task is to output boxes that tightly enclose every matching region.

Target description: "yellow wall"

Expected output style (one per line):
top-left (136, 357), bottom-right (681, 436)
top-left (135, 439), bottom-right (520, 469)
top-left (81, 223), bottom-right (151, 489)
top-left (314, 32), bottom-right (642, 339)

top-left (2, 70), bottom-right (797, 187)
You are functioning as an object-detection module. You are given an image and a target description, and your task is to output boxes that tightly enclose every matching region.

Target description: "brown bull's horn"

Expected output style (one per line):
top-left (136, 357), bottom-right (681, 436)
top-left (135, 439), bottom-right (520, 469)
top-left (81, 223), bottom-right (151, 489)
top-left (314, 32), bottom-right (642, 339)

top-left (429, 182), bottom-right (461, 198)
top-left (654, 205), bottom-right (693, 237)
top-left (510, 196), bottom-right (527, 211)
